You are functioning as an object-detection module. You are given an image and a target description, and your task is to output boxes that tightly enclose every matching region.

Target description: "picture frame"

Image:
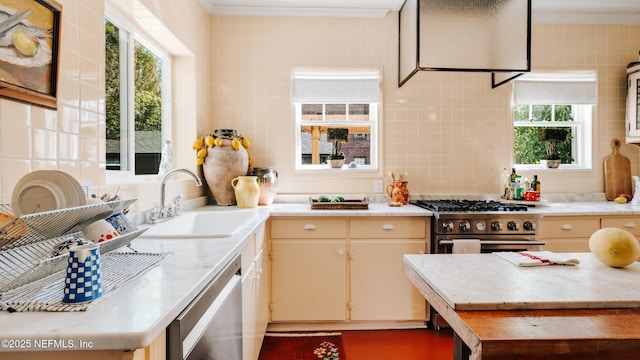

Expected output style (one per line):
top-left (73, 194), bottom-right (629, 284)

top-left (0, 0), bottom-right (61, 110)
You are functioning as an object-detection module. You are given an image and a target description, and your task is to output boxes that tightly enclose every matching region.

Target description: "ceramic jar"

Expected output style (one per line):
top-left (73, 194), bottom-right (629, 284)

top-left (386, 181), bottom-right (409, 205)
top-left (201, 131), bottom-right (249, 206)
top-left (231, 176), bottom-right (260, 208)
top-left (249, 167), bottom-right (278, 205)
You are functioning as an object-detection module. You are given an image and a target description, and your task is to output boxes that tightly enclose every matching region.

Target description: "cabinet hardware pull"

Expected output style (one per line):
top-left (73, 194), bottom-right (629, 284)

top-left (624, 222), bottom-right (636, 228)
top-left (382, 224), bottom-right (394, 230)
top-left (253, 268), bottom-right (263, 280)
top-left (304, 224), bottom-right (316, 230)
top-left (560, 224), bottom-right (573, 230)
top-left (338, 250), bottom-right (345, 256)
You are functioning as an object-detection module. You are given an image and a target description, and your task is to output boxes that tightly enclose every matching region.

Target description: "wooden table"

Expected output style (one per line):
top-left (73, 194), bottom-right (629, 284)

top-left (403, 253), bottom-right (640, 360)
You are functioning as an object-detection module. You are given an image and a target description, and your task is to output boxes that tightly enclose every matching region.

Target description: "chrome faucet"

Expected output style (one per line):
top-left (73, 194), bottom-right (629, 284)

top-left (160, 168), bottom-right (202, 212)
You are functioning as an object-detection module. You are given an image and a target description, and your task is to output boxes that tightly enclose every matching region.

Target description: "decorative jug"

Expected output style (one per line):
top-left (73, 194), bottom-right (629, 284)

top-left (249, 167), bottom-right (278, 205)
top-left (231, 176), bottom-right (260, 208)
top-left (386, 181), bottom-right (409, 205)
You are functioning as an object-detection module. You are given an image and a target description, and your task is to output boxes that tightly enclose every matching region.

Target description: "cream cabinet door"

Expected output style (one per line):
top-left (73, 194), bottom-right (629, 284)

top-left (271, 239), bottom-right (347, 321)
top-left (540, 217), bottom-right (599, 253)
top-left (350, 240), bottom-right (427, 321)
top-left (242, 260), bottom-right (258, 360)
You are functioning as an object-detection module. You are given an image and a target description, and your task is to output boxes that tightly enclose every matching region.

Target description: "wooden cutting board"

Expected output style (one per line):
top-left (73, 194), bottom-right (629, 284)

top-left (604, 139), bottom-right (632, 200)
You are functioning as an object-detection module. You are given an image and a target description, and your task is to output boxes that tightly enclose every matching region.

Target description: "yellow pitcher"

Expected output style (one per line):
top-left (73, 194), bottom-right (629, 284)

top-left (231, 176), bottom-right (260, 208)
top-left (386, 181), bottom-right (409, 205)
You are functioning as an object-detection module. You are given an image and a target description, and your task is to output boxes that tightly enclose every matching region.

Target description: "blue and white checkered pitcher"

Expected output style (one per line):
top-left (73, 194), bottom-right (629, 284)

top-left (62, 244), bottom-right (103, 303)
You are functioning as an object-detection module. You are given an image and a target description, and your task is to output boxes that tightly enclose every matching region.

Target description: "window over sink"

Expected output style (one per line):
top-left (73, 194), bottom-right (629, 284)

top-left (292, 69), bottom-right (381, 172)
top-left (511, 72), bottom-right (597, 170)
top-left (104, 5), bottom-right (172, 181)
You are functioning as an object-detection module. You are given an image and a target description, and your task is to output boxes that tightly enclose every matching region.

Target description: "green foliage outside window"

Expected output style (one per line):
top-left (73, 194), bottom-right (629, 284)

top-left (513, 104), bottom-right (574, 164)
top-left (105, 20), bottom-right (162, 141)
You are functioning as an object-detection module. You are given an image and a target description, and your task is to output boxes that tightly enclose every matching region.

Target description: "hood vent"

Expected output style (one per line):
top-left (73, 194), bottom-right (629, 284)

top-left (398, 0), bottom-right (531, 88)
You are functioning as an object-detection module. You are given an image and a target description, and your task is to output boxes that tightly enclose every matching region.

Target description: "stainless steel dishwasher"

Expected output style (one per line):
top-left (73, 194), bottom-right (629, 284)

top-left (167, 255), bottom-right (242, 360)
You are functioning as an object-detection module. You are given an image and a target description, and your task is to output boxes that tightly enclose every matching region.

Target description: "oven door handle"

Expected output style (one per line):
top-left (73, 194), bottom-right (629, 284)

top-left (438, 240), bottom-right (546, 246)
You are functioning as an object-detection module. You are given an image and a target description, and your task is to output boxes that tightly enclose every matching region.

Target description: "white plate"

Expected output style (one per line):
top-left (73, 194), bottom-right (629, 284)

top-left (11, 171), bottom-right (86, 216)
top-left (53, 170), bottom-right (86, 207)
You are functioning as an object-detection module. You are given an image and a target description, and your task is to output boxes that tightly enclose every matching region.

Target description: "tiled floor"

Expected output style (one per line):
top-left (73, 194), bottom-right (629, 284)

top-left (341, 328), bottom-right (454, 360)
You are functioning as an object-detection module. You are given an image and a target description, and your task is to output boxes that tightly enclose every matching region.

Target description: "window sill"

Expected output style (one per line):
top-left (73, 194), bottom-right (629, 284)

top-left (106, 170), bottom-right (163, 185)
top-left (514, 165), bottom-right (593, 172)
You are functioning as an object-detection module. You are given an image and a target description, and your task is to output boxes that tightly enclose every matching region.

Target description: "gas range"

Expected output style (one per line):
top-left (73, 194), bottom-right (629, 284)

top-left (412, 199), bottom-right (540, 235)
top-left (412, 199), bottom-right (529, 213)
top-left (410, 199), bottom-right (543, 249)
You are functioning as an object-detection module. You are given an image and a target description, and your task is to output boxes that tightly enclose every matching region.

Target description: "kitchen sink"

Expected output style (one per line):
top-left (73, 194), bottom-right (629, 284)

top-left (139, 210), bottom-right (258, 239)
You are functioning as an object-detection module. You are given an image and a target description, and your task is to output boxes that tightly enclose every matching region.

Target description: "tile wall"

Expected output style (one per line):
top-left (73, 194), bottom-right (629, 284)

top-left (0, 0), bottom-right (208, 214)
top-left (1, 2), bottom-right (640, 215)
top-left (209, 16), bottom-right (640, 196)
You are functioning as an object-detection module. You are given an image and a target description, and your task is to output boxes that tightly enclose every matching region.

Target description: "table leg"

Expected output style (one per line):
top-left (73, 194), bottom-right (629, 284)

top-left (453, 332), bottom-right (471, 360)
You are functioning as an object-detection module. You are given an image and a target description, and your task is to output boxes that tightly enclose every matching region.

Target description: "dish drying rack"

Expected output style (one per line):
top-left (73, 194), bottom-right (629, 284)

top-left (0, 199), bottom-right (147, 297)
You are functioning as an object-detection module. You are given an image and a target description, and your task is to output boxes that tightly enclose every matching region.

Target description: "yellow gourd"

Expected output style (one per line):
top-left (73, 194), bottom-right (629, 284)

top-left (589, 228), bottom-right (640, 267)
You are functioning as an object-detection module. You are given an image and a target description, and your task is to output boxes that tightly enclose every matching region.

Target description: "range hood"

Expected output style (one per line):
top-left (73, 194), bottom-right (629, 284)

top-left (398, 0), bottom-right (531, 88)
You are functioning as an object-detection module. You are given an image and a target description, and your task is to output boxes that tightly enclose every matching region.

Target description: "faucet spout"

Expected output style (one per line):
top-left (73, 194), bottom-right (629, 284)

top-left (161, 168), bottom-right (202, 209)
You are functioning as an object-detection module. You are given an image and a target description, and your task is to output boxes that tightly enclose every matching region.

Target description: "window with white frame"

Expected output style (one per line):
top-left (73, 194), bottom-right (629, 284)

top-left (512, 72), bottom-right (596, 170)
top-left (292, 69), bottom-right (380, 171)
top-left (105, 7), bottom-right (171, 178)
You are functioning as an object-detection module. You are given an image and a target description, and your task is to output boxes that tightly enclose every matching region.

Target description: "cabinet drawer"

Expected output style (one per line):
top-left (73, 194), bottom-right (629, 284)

top-left (540, 218), bottom-right (599, 239)
top-left (601, 217), bottom-right (640, 235)
top-left (350, 218), bottom-right (426, 239)
top-left (270, 219), bottom-right (347, 239)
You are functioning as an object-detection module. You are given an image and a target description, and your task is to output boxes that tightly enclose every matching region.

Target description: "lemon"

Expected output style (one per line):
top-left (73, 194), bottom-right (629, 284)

top-left (13, 31), bottom-right (38, 57)
top-left (196, 157), bottom-right (205, 165)
top-left (614, 196), bottom-right (628, 204)
top-left (192, 138), bottom-right (204, 150)
top-left (214, 138), bottom-right (223, 147)
top-left (242, 138), bottom-right (250, 148)
top-left (205, 135), bottom-right (214, 147)
top-left (196, 148), bottom-right (207, 159)
top-left (232, 137), bottom-right (241, 150)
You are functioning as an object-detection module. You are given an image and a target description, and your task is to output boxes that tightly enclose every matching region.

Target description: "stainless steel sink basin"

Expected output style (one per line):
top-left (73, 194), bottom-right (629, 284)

top-left (139, 210), bottom-right (258, 238)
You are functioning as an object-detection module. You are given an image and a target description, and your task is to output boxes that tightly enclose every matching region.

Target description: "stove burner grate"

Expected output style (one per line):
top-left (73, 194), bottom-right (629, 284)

top-left (413, 199), bottom-right (528, 212)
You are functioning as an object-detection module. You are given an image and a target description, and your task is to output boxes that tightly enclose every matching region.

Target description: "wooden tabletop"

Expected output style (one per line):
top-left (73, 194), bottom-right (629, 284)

top-left (403, 253), bottom-right (640, 311)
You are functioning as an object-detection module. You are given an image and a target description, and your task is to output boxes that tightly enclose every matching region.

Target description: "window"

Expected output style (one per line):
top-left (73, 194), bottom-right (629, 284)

top-left (105, 8), bottom-right (171, 178)
top-left (512, 72), bottom-right (596, 170)
top-left (292, 69), bottom-right (380, 171)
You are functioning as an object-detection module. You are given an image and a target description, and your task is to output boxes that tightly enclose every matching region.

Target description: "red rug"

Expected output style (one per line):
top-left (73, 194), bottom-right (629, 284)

top-left (258, 332), bottom-right (346, 360)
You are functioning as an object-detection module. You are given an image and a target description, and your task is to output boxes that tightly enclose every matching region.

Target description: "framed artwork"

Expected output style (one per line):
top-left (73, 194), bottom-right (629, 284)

top-left (0, 0), bottom-right (61, 109)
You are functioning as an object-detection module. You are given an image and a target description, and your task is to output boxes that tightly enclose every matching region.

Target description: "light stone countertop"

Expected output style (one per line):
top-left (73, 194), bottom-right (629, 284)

top-left (1, 197), bottom-right (639, 353)
top-left (404, 252), bottom-right (640, 311)
top-left (0, 202), bottom-right (430, 353)
top-left (0, 206), bottom-right (272, 353)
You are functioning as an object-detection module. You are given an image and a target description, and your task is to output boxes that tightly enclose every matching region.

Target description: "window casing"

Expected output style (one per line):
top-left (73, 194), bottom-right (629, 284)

top-left (295, 103), bottom-right (378, 170)
top-left (512, 72), bottom-right (596, 171)
top-left (513, 104), bottom-right (592, 169)
top-left (105, 7), bottom-right (171, 181)
top-left (292, 69), bottom-right (381, 171)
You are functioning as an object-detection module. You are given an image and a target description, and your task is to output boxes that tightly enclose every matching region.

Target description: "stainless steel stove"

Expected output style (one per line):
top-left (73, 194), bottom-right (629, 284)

top-left (412, 199), bottom-right (544, 254)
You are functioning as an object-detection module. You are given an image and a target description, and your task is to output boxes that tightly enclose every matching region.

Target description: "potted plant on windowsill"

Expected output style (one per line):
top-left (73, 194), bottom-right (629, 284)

top-left (327, 128), bottom-right (349, 168)
top-left (537, 128), bottom-right (568, 168)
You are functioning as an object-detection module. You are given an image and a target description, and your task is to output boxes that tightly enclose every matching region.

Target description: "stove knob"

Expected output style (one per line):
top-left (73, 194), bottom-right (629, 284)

top-left (475, 221), bottom-right (486, 231)
top-left (507, 221), bottom-right (519, 231)
top-left (523, 220), bottom-right (536, 231)
top-left (459, 221), bottom-right (471, 232)
top-left (442, 221), bottom-right (454, 232)
top-left (491, 221), bottom-right (502, 231)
